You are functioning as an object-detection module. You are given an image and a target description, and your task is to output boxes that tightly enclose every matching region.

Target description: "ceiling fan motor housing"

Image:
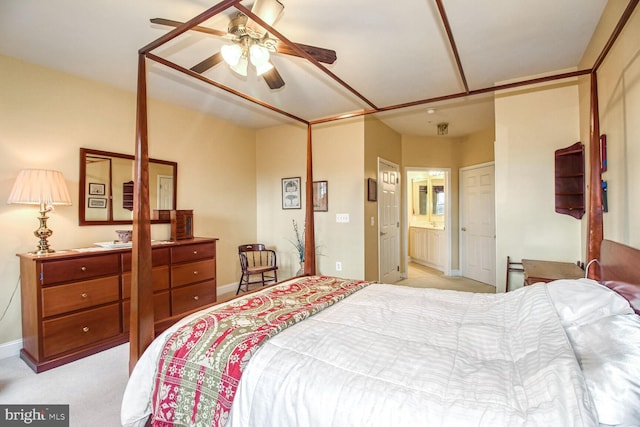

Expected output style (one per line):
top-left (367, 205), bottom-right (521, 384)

top-left (228, 13), bottom-right (249, 37)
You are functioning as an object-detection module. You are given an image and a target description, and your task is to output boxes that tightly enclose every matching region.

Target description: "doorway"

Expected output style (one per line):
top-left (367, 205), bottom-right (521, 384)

top-left (405, 168), bottom-right (451, 277)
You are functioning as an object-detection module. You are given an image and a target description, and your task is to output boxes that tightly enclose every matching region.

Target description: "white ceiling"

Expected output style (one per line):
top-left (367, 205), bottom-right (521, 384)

top-left (0, 0), bottom-right (608, 137)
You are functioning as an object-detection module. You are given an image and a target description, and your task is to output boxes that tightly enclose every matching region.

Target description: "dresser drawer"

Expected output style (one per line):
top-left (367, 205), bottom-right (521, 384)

top-left (42, 276), bottom-right (120, 318)
top-left (172, 259), bottom-right (216, 287)
top-left (171, 243), bottom-right (216, 264)
top-left (42, 303), bottom-right (121, 358)
top-left (122, 265), bottom-right (170, 297)
top-left (41, 254), bottom-right (119, 285)
top-left (171, 280), bottom-right (216, 315)
top-left (122, 247), bottom-right (170, 271)
top-left (122, 291), bottom-right (170, 332)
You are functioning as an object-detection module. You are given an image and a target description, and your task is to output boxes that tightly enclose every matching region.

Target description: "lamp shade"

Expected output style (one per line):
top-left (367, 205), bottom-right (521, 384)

top-left (221, 44), bottom-right (243, 67)
top-left (230, 56), bottom-right (249, 77)
top-left (7, 169), bottom-right (72, 206)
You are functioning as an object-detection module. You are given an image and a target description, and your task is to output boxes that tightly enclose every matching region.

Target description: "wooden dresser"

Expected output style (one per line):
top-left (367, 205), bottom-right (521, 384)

top-left (17, 237), bottom-right (218, 373)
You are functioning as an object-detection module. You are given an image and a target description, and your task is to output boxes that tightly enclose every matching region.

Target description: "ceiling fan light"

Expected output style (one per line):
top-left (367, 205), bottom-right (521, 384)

top-left (249, 44), bottom-right (270, 67)
top-left (230, 56), bottom-right (248, 76)
top-left (255, 61), bottom-right (274, 76)
top-left (221, 44), bottom-right (242, 66)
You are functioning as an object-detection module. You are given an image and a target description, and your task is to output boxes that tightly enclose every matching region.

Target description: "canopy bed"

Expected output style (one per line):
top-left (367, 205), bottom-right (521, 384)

top-left (124, 0), bottom-right (640, 425)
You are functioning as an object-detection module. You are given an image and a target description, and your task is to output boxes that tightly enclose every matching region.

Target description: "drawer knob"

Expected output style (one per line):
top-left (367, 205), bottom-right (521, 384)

top-left (81, 293), bottom-right (88, 299)
top-left (193, 295), bottom-right (199, 301)
top-left (193, 250), bottom-right (198, 255)
top-left (82, 326), bottom-right (90, 333)
top-left (81, 266), bottom-right (87, 271)
top-left (193, 270), bottom-right (199, 275)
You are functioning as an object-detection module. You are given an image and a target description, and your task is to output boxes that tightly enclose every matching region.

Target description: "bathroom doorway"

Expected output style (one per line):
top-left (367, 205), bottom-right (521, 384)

top-left (405, 167), bottom-right (451, 278)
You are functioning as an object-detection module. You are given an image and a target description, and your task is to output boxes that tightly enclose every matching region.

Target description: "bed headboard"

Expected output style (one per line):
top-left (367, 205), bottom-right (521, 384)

top-left (600, 239), bottom-right (640, 314)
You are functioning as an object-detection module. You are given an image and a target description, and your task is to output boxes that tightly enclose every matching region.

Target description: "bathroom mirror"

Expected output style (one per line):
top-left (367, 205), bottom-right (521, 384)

top-left (417, 184), bottom-right (428, 215)
top-left (410, 171), bottom-right (445, 226)
top-left (79, 148), bottom-right (177, 225)
top-left (432, 185), bottom-right (445, 215)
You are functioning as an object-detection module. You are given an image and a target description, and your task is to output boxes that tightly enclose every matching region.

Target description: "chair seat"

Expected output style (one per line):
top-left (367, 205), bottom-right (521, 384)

top-left (247, 265), bottom-right (278, 275)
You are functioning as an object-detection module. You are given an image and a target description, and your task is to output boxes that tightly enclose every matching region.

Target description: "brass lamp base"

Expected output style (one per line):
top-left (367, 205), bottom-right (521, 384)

top-left (31, 209), bottom-right (55, 255)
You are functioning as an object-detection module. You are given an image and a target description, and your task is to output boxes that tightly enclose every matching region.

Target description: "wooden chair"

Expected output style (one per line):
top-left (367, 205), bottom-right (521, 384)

top-left (237, 244), bottom-right (278, 294)
top-left (506, 256), bottom-right (524, 292)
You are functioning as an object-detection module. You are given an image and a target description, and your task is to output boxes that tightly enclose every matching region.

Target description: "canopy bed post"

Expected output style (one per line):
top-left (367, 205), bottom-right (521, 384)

top-left (586, 71), bottom-right (603, 276)
top-left (129, 0), bottom-right (243, 372)
top-left (304, 124), bottom-right (316, 275)
top-left (130, 53), bottom-right (154, 373)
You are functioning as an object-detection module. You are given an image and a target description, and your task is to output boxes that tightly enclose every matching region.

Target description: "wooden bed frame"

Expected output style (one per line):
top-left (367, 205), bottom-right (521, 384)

top-left (127, 0), bottom-right (640, 372)
top-left (599, 239), bottom-right (640, 315)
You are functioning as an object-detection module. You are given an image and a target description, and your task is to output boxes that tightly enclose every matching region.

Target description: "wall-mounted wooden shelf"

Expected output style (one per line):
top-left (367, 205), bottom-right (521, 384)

top-left (554, 142), bottom-right (585, 219)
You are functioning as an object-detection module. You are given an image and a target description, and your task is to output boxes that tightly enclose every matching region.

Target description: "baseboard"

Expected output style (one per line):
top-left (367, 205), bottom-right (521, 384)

top-left (448, 269), bottom-right (461, 276)
top-left (218, 282), bottom-right (239, 297)
top-left (0, 338), bottom-right (22, 360)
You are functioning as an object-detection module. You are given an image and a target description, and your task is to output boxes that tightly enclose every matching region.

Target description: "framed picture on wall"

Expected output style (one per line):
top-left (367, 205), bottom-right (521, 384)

top-left (313, 181), bottom-right (328, 212)
top-left (88, 197), bottom-right (107, 208)
top-left (282, 177), bottom-right (301, 209)
top-left (367, 178), bottom-right (377, 202)
top-left (88, 182), bottom-right (105, 195)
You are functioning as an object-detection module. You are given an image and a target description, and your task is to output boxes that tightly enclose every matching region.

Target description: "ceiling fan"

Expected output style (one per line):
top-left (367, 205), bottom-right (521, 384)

top-left (151, 0), bottom-right (337, 89)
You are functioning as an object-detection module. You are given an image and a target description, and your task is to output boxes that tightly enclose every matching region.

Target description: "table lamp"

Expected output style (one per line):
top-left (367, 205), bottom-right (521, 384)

top-left (7, 169), bottom-right (72, 255)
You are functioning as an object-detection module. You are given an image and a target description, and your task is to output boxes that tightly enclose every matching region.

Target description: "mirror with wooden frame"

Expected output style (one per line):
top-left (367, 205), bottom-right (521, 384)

top-left (79, 148), bottom-right (177, 225)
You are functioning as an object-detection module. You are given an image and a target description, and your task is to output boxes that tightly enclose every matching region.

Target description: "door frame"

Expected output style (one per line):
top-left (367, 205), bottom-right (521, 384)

top-left (459, 161), bottom-right (496, 284)
top-left (377, 157), bottom-right (402, 283)
top-left (403, 167), bottom-right (452, 277)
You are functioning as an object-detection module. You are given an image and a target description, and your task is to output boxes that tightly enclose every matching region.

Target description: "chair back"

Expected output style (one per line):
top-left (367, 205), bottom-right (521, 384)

top-left (238, 243), bottom-right (276, 270)
top-left (506, 256), bottom-right (524, 292)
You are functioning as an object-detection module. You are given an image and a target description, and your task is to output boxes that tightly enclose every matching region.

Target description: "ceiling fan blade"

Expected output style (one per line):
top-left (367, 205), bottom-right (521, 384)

top-left (150, 18), bottom-right (227, 38)
top-left (190, 52), bottom-right (223, 74)
top-left (276, 41), bottom-right (337, 65)
top-left (262, 66), bottom-right (285, 89)
top-left (246, 0), bottom-right (284, 35)
top-left (151, 16), bottom-right (337, 66)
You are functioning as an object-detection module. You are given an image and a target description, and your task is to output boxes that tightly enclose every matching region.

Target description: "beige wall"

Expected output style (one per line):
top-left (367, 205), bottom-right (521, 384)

top-left (256, 118), bottom-right (366, 280)
top-left (579, 5), bottom-right (640, 249)
top-left (0, 55), bottom-right (257, 346)
top-left (363, 116), bottom-right (402, 281)
top-left (459, 127), bottom-right (495, 168)
top-left (495, 79), bottom-right (582, 292)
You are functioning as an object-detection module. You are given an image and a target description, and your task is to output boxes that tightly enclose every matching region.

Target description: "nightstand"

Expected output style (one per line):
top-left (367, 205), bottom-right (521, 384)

top-left (521, 259), bottom-right (584, 285)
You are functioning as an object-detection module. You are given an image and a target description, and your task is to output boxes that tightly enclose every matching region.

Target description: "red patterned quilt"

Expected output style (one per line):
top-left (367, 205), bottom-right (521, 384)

top-left (150, 275), bottom-right (370, 426)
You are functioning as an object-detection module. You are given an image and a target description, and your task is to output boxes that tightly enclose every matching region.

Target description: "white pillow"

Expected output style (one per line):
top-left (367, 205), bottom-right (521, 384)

top-left (565, 314), bottom-right (640, 426)
top-left (546, 278), bottom-right (633, 328)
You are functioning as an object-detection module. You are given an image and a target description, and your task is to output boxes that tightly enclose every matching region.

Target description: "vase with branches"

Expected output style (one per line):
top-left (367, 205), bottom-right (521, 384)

top-left (290, 219), bottom-right (305, 263)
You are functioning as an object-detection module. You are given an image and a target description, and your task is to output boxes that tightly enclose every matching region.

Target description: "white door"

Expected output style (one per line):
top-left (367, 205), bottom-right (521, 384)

top-left (460, 164), bottom-right (496, 285)
top-left (379, 159), bottom-right (401, 283)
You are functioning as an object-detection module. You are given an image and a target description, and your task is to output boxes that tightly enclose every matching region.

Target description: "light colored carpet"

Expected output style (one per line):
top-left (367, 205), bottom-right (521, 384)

top-left (0, 343), bottom-right (128, 426)
top-left (0, 266), bottom-right (493, 426)
top-left (396, 263), bottom-right (496, 293)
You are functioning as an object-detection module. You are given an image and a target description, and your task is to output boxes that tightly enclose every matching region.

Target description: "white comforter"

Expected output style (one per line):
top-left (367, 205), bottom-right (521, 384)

top-left (122, 282), bottom-right (598, 427)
